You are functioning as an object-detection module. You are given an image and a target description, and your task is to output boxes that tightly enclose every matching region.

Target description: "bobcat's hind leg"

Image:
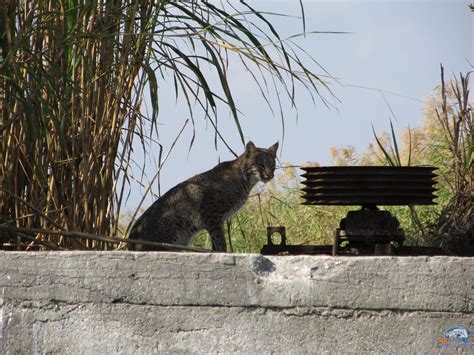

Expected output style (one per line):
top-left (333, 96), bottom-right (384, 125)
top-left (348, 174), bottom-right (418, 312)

top-left (208, 223), bottom-right (227, 252)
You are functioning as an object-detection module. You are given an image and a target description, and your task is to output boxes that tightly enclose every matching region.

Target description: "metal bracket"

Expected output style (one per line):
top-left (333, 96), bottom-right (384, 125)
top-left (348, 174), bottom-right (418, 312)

top-left (267, 226), bottom-right (286, 246)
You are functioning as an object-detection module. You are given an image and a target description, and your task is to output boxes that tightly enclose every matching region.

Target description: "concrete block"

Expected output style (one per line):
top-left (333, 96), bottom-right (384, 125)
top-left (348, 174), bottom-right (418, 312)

top-left (1, 252), bottom-right (472, 353)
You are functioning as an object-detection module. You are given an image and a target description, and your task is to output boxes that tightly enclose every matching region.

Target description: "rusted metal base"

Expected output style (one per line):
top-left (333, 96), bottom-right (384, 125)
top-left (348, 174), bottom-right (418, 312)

top-left (261, 226), bottom-right (334, 255)
top-left (331, 208), bottom-right (405, 256)
top-left (331, 228), bottom-right (400, 256)
top-left (260, 225), bottom-right (448, 256)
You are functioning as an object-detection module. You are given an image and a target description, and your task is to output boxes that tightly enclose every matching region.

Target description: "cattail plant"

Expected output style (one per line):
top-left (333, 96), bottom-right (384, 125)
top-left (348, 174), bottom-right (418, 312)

top-left (0, 1), bottom-right (333, 250)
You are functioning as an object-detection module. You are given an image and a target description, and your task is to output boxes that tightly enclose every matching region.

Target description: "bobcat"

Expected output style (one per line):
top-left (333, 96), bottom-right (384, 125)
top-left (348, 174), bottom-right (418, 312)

top-left (128, 141), bottom-right (278, 252)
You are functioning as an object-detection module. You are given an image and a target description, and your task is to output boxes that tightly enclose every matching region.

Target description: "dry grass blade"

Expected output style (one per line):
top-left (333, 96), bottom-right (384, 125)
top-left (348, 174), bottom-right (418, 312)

top-left (372, 124), bottom-right (395, 166)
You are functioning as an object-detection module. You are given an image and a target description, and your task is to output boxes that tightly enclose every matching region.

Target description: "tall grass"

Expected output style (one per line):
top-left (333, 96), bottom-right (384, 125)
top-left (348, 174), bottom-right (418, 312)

top-left (0, 1), bottom-right (333, 250)
top-left (330, 66), bottom-right (472, 250)
top-left (423, 67), bottom-right (472, 253)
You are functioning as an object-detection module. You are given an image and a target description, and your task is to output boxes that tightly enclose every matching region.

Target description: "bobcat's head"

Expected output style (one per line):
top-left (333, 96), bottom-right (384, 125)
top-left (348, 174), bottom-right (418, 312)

top-left (242, 141), bottom-right (278, 183)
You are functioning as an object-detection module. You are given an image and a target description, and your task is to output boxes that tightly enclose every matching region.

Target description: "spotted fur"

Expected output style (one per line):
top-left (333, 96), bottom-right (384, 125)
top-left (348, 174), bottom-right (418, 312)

top-left (128, 141), bottom-right (278, 251)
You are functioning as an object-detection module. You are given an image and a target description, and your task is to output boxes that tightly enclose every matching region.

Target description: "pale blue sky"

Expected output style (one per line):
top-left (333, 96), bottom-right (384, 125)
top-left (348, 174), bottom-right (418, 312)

top-left (125, 0), bottom-right (472, 212)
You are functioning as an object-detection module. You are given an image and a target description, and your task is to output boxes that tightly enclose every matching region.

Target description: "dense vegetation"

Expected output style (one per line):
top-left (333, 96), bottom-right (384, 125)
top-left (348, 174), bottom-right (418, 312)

top-left (0, 2), bottom-right (470, 253)
top-left (192, 70), bottom-right (472, 254)
top-left (0, 1), bottom-right (331, 250)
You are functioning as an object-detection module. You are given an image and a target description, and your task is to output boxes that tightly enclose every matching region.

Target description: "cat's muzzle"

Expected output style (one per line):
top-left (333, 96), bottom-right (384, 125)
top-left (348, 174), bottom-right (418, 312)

top-left (261, 173), bottom-right (274, 182)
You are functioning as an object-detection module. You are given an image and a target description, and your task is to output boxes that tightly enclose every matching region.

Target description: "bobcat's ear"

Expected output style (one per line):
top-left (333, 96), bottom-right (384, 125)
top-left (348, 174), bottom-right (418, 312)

top-left (268, 142), bottom-right (279, 156)
top-left (245, 141), bottom-right (256, 154)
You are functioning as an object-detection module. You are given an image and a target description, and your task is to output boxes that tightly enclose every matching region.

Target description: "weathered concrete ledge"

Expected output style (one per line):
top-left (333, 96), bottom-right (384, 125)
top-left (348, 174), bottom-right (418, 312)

top-left (1, 252), bottom-right (473, 353)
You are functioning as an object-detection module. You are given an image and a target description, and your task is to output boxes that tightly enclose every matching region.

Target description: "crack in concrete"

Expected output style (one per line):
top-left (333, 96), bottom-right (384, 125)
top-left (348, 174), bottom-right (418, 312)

top-left (5, 299), bottom-right (473, 318)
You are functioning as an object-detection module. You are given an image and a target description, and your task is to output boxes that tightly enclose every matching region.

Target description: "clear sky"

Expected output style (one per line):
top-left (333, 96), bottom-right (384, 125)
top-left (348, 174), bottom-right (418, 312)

top-left (124, 0), bottom-right (472, 212)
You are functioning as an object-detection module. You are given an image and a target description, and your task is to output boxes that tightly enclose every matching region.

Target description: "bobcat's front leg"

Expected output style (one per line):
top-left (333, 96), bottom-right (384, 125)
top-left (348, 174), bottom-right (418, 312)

top-left (208, 223), bottom-right (226, 252)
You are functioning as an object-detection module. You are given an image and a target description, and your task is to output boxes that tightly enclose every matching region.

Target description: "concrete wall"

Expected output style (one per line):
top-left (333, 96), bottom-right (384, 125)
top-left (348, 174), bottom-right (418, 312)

top-left (0, 252), bottom-right (472, 354)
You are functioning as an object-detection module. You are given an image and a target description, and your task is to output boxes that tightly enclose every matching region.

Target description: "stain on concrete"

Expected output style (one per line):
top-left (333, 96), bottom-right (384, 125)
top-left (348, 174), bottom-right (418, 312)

top-left (252, 255), bottom-right (276, 275)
